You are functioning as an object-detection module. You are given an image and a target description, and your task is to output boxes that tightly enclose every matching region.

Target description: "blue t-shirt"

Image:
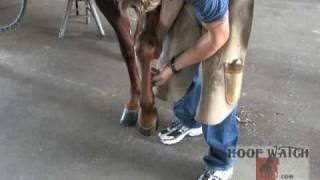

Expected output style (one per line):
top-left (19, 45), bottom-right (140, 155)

top-left (187, 0), bottom-right (229, 23)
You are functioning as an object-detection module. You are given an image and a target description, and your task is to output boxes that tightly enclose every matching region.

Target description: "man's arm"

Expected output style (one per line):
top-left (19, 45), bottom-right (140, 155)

top-left (152, 16), bottom-right (230, 86)
top-left (174, 17), bottom-right (230, 71)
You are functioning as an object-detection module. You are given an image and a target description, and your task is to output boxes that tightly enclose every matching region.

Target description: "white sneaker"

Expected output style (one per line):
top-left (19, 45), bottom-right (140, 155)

top-left (198, 167), bottom-right (234, 180)
top-left (158, 121), bottom-right (182, 138)
top-left (159, 122), bottom-right (202, 145)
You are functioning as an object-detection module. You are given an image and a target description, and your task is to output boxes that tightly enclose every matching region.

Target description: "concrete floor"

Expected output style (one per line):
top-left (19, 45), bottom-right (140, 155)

top-left (0, 0), bottom-right (319, 179)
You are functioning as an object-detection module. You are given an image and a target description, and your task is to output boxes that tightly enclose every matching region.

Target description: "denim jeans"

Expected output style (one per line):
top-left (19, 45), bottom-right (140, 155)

top-left (173, 71), bottom-right (239, 171)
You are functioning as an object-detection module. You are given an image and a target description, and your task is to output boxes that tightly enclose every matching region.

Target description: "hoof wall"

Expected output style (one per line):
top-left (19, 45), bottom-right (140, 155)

top-left (138, 125), bottom-right (157, 136)
top-left (137, 117), bottom-right (159, 136)
top-left (120, 108), bottom-right (138, 126)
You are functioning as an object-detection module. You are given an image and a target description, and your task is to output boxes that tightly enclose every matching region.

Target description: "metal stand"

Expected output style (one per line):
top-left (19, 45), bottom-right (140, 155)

top-left (59, 0), bottom-right (105, 38)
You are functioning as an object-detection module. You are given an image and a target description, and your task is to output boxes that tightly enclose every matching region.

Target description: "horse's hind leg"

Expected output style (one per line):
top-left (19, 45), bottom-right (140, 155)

top-left (95, 0), bottom-right (140, 126)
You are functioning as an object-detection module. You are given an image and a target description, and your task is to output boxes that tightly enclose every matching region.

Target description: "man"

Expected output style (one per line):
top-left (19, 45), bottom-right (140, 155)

top-left (152, 0), bottom-right (238, 179)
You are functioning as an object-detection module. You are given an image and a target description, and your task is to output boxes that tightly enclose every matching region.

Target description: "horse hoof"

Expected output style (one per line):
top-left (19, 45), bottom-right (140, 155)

top-left (137, 117), bottom-right (159, 136)
top-left (120, 108), bottom-right (138, 126)
top-left (137, 124), bottom-right (158, 136)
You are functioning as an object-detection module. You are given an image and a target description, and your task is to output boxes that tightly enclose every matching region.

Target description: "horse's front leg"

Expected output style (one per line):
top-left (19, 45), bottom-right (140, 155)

top-left (136, 9), bottom-right (162, 136)
top-left (95, 0), bottom-right (140, 126)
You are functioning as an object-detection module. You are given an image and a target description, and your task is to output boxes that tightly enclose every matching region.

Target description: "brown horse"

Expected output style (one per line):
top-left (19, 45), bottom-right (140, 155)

top-left (94, 0), bottom-right (177, 136)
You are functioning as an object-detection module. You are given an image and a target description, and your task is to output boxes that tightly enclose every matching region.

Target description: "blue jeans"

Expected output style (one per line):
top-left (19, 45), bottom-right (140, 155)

top-left (173, 71), bottom-right (239, 171)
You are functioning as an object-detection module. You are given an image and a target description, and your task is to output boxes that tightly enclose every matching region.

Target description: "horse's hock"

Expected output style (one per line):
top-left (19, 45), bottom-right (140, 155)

top-left (155, 0), bottom-right (255, 125)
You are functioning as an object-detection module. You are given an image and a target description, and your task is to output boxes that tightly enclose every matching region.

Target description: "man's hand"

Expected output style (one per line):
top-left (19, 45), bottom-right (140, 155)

top-left (152, 65), bottom-right (173, 86)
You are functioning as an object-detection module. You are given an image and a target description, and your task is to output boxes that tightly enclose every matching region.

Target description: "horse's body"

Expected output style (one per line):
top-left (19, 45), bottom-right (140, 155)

top-left (94, 0), bottom-right (254, 135)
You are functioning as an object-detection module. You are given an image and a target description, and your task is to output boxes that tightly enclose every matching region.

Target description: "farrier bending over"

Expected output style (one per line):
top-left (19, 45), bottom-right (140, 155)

top-left (153, 0), bottom-right (239, 180)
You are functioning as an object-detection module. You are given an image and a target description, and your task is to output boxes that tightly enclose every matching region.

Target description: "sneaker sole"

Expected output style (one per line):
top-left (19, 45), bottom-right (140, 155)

top-left (160, 128), bottom-right (203, 145)
top-left (187, 128), bottom-right (203, 137)
top-left (160, 131), bottom-right (189, 145)
top-left (160, 127), bottom-right (202, 141)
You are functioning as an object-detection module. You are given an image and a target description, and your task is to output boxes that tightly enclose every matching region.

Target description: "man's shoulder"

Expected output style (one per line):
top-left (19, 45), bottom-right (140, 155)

top-left (187, 0), bottom-right (229, 23)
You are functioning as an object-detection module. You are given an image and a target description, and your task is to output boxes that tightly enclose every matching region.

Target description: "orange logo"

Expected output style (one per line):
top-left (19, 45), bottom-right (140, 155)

top-left (256, 157), bottom-right (280, 180)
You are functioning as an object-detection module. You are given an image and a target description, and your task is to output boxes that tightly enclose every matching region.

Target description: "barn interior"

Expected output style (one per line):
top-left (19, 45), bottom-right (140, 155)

top-left (0, 0), bottom-right (319, 179)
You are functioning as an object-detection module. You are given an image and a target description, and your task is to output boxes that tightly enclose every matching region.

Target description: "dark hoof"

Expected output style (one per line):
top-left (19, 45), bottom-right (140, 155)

top-left (120, 108), bottom-right (138, 126)
top-left (138, 125), bottom-right (157, 136)
top-left (137, 117), bottom-right (159, 136)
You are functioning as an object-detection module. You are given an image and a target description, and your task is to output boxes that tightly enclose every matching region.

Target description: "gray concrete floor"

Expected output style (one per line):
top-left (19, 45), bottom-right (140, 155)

top-left (0, 0), bottom-right (319, 179)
